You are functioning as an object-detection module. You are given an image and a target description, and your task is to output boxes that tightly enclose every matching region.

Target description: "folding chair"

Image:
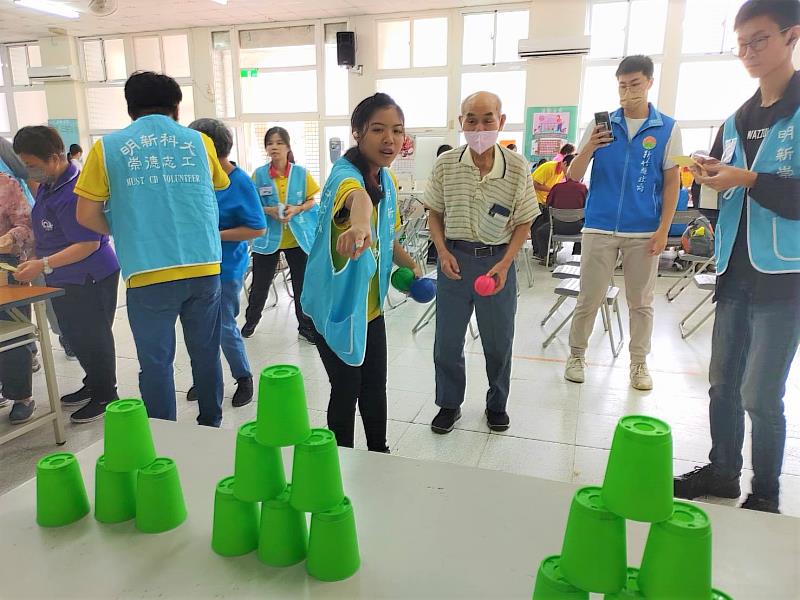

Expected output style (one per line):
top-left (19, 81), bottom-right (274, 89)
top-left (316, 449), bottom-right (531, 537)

top-left (545, 208), bottom-right (585, 269)
top-left (666, 254), bottom-right (715, 302)
top-left (679, 273), bottom-right (717, 339)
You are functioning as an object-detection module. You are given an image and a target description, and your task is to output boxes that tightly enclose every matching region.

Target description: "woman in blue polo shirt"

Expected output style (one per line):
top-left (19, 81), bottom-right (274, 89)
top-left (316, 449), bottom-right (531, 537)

top-left (188, 119), bottom-right (266, 408)
top-left (13, 126), bottom-right (120, 424)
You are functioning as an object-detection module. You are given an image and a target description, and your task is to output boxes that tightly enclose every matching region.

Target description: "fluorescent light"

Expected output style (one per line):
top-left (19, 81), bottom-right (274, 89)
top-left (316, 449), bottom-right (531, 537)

top-left (211, 0), bottom-right (227, 4)
top-left (14, 0), bottom-right (80, 18)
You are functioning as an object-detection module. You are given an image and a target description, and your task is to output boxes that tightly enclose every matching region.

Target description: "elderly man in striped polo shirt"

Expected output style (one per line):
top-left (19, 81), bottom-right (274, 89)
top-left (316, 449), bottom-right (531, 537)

top-left (424, 91), bottom-right (539, 435)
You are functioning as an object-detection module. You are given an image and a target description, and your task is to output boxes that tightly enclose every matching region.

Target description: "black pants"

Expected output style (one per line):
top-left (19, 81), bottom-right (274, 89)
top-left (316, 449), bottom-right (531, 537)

top-left (0, 254), bottom-right (31, 401)
top-left (50, 271), bottom-right (119, 403)
top-left (533, 216), bottom-right (584, 258)
top-left (245, 248), bottom-right (313, 333)
top-left (315, 316), bottom-right (388, 452)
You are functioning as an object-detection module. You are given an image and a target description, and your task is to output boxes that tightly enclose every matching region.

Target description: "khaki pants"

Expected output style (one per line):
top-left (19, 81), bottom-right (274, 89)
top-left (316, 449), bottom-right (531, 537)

top-left (568, 233), bottom-right (658, 363)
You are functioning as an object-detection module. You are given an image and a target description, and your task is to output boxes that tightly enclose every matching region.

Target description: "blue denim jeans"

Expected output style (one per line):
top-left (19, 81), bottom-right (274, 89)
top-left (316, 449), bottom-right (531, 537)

top-left (220, 278), bottom-right (251, 380)
top-left (127, 275), bottom-right (223, 427)
top-left (708, 286), bottom-right (800, 500)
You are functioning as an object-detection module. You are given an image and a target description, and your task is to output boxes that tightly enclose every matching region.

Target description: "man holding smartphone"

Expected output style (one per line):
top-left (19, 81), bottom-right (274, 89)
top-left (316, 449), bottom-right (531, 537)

top-left (564, 55), bottom-right (682, 390)
top-left (425, 91), bottom-right (538, 434)
top-left (674, 0), bottom-right (800, 514)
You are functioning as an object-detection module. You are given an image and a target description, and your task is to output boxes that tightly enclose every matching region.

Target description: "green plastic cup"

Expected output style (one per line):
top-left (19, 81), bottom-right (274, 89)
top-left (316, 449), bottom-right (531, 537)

top-left (532, 555), bottom-right (589, 600)
top-left (601, 415), bottom-right (673, 522)
top-left (604, 568), bottom-right (644, 599)
top-left (135, 457), bottom-right (187, 534)
top-left (103, 399), bottom-right (156, 472)
top-left (560, 486), bottom-right (626, 594)
top-left (233, 421), bottom-right (286, 502)
top-left (391, 267), bottom-right (415, 293)
top-left (211, 476), bottom-right (259, 557)
top-left (36, 452), bottom-right (90, 527)
top-left (255, 365), bottom-right (311, 447)
top-left (94, 455), bottom-right (136, 524)
top-left (257, 484), bottom-right (308, 567)
top-left (712, 589), bottom-right (733, 600)
top-left (638, 501), bottom-right (712, 600)
top-left (289, 429), bottom-right (345, 513)
top-left (306, 496), bottom-right (360, 582)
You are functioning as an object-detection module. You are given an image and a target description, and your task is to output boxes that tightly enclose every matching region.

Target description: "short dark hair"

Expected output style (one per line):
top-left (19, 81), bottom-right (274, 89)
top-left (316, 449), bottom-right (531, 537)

top-left (616, 55), bottom-right (655, 79)
top-left (563, 153), bottom-right (577, 168)
top-left (124, 71), bottom-right (182, 120)
top-left (735, 0), bottom-right (800, 30)
top-left (68, 143), bottom-right (82, 157)
top-left (559, 143), bottom-right (575, 155)
top-left (436, 144), bottom-right (453, 156)
top-left (13, 126), bottom-right (65, 162)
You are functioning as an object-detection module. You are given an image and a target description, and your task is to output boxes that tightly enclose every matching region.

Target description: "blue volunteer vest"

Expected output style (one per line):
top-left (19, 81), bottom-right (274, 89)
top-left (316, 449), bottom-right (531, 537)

top-left (300, 158), bottom-right (396, 367)
top-left (101, 115), bottom-right (221, 283)
top-left (586, 104), bottom-right (676, 233)
top-left (251, 163), bottom-right (319, 255)
top-left (715, 107), bottom-right (800, 274)
top-left (0, 157), bottom-right (35, 207)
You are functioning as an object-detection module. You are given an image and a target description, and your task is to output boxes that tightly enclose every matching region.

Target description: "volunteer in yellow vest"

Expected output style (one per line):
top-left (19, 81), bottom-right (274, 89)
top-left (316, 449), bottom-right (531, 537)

top-left (301, 93), bottom-right (420, 452)
top-left (75, 71), bottom-right (230, 428)
top-left (242, 127), bottom-right (319, 342)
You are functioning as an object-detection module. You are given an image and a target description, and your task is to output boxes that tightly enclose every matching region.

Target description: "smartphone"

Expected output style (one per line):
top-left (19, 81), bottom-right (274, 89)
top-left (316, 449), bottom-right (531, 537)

top-left (594, 111), bottom-right (615, 142)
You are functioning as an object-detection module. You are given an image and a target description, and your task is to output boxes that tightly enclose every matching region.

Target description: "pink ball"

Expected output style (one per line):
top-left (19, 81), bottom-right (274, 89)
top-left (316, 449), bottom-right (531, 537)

top-left (474, 275), bottom-right (496, 296)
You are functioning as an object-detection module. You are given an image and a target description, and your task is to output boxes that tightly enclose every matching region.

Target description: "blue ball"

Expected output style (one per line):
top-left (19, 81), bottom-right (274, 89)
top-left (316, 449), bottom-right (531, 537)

top-left (409, 278), bottom-right (436, 303)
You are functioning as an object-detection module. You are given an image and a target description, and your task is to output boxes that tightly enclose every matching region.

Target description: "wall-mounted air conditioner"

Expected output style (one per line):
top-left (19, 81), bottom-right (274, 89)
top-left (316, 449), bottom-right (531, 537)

top-left (518, 35), bottom-right (591, 58)
top-left (27, 65), bottom-right (81, 82)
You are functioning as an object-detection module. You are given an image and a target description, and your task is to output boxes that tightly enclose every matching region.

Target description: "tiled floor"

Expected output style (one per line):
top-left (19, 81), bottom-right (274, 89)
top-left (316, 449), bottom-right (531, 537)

top-left (1, 258), bottom-right (799, 517)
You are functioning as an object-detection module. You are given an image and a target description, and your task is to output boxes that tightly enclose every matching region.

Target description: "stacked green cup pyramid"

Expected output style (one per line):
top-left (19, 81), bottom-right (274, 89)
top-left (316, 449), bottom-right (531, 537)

top-left (533, 415), bottom-right (732, 599)
top-left (212, 364), bottom-right (360, 582)
top-left (36, 398), bottom-right (187, 533)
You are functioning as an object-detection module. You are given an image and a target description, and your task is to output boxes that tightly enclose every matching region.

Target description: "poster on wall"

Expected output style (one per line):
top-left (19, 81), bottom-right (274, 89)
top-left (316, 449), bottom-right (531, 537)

top-left (523, 106), bottom-right (578, 166)
top-left (48, 119), bottom-right (80, 151)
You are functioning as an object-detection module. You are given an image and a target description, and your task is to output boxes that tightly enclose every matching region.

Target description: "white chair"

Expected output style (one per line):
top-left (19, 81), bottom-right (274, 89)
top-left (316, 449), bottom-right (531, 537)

top-left (679, 273), bottom-right (717, 339)
top-left (545, 208), bottom-right (585, 269)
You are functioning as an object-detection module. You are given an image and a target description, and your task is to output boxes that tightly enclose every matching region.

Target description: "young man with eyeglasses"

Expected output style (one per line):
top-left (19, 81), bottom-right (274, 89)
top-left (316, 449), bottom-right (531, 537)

top-left (674, 0), bottom-right (800, 514)
top-left (564, 55), bottom-right (682, 390)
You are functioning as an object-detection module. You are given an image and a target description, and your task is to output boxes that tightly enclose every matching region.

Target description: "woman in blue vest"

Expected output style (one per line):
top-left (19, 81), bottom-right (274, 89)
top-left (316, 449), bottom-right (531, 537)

top-left (242, 127), bottom-right (320, 343)
top-left (301, 93), bottom-right (420, 453)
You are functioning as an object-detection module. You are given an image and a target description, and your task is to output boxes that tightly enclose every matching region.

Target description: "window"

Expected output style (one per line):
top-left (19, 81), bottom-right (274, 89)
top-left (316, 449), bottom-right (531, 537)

top-left (675, 60), bottom-right (755, 120)
top-left (86, 87), bottom-right (129, 130)
top-left (462, 10), bottom-right (529, 65)
top-left (461, 71), bottom-right (527, 124)
top-left (589, 0), bottom-right (668, 59)
top-left (0, 94), bottom-right (10, 132)
top-left (681, 127), bottom-right (720, 155)
top-left (682, 0), bottom-right (746, 55)
top-left (9, 44), bottom-right (40, 86)
top-left (241, 71), bottom-right (318, 114)
top-left (134, 37), bottom-right (161, 72)
top-left (377, 17), bottom-right (448, 70)
top-left (239, 26), bottom-right (316, 69)
top-left (83, 40), bottom-right (105, 82)
top-left (83, 38), bottom-right (127, 82)
top-left (376, 77), bottom-right (448, 128)
top-left (178, 85), bottom-right (195, 125)
top-left (324, 23), bottom-right (349, 116)
top-left (246, 121), bottom-right (320, 183)
top-left (579, 63), bottom-right (662, 125)
top-left (162, 35), bottom-right (190, 78)
top-left (212, 31), bottom-right (235, 119)
top-left (14, 89), bottom-right (47, 128)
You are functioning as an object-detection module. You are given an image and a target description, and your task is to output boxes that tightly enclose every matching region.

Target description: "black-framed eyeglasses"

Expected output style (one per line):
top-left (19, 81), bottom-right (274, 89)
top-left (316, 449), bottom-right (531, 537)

top-left (733, 27), bottom-right (792, 57)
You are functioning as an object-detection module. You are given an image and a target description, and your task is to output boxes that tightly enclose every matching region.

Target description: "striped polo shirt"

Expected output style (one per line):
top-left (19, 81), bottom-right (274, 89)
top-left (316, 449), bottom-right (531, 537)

top-left (424, 144), bottom-right (538, 245)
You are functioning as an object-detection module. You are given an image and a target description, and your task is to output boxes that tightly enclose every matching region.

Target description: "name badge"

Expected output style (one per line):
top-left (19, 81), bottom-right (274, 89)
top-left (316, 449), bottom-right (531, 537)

top-left (259, 186), bottom-right (273, 196)
top-left (721, 139), bottom-right (736, 164)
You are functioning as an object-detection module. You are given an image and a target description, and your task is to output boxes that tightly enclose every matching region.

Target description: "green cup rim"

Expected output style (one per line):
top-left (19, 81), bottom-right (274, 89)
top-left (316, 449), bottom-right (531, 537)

top-left (315, 497), bottom-right (353, 522)
top-left (572, 485), bottom-right (619, 520)
top-left (296, 428), bottom-right (337, 452)
top-left (37, 452), bottom-right (78, 472)
top-left (139, 457), bottom-right (177, 479)
top-left (660, 501), bottom-right (711, 537)
top-left (263, 484), bottom-right (291, 508)
top-left (537, 555), bottom-right (580, 593)
top-left (617, 415), bottom-right (671, 442)
top-left (712, 589), bottom-right (733, 600)
top-left (105, 398), bottom-right (146, 415)
top-left (216, 475), bottom-right (237, 497)
top-left (238, 421), bottom-right (258, 439)
top-left (261, 364), bottom-right (301, 380)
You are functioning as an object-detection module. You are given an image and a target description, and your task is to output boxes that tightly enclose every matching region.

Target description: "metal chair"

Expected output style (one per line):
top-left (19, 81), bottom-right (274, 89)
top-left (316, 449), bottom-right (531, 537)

top-left (666, 254), bottom-right (715, 302)
top-left (679, 273), bottom-right (717, 339)
top-left (545, 208), bottom-right (585, 269)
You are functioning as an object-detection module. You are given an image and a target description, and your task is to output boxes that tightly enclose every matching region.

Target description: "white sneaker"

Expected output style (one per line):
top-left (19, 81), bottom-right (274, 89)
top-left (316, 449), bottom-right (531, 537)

top-left (564, 356), bottom-right (586, 383)
top-left (630, 363), bottom-right (653, 391)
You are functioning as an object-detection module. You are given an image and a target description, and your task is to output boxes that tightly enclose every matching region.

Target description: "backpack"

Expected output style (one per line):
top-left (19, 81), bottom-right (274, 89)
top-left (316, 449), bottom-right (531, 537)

top-left (681, 216), bottom-right (714, 258)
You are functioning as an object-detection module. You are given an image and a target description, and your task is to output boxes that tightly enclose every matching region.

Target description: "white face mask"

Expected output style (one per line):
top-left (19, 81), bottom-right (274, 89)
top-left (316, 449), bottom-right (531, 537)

top-left (464, 130), bottom-right (499, 155)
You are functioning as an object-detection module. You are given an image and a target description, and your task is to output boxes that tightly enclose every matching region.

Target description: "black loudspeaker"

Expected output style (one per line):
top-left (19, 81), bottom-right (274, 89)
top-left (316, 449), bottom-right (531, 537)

top-left (336, 31), bottom-right (356, 67)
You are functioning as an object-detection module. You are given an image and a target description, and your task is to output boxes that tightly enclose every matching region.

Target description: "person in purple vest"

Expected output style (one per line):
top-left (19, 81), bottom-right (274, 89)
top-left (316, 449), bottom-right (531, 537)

top-left (564, 55), bottom-right (682, 391)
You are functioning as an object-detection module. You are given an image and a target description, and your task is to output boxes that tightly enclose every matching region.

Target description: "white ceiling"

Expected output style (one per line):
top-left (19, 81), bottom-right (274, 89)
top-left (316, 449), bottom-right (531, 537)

top-left (0, 0), bottom-right (526, 43)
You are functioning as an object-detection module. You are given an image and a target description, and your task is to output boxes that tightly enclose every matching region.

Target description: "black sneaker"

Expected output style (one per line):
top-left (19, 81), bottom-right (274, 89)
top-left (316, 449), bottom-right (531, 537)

top-left (232, 376), bottom-right (254, 408)
top-left (486, 408), bottom-right (511, 432)
top-left (186, 386), bottom-right (198, 402)
top-left (674, 464), bottom-right (741, 500)
top-left (431, 407), bottom-right (461, 434)
top-left (241, 322), bottom-right (257, 338)
top-left (60, 335), bottom-right (77, 361)
top-left (61, 386), bottom-right (92, 408)
top-left (298, 328), bottom-right (317, 345)
top-left (740, 494), bottom-right (780, 514)
top-left (70, 398), bottom-right (108, 423)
